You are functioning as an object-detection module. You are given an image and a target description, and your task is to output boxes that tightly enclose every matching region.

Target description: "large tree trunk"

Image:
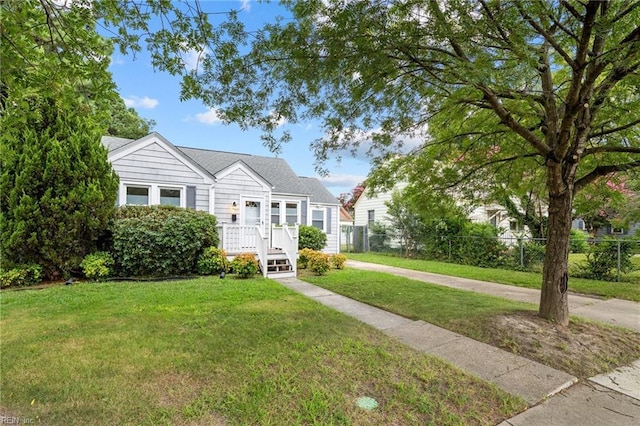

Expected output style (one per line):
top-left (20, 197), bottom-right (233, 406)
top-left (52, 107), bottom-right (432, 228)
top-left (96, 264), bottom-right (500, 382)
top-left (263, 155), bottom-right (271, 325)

top-left (539, 165), bottom-right (574, 326)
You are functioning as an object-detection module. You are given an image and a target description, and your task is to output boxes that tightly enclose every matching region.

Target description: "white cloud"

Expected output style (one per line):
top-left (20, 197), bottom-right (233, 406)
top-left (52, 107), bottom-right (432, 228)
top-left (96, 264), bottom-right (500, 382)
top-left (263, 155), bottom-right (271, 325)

top-left (195, 108), bottom-right (223, 125)
top-left (318, 173), bottom-right (367, 189)
top-left (181, 43), bottom-right (210, 72)
top-left (240, 0), bottom-right (251, 11)
top-left (270, 110), bottom-right (286, 128)
top-left (123, 96), bottom-right (159, 109)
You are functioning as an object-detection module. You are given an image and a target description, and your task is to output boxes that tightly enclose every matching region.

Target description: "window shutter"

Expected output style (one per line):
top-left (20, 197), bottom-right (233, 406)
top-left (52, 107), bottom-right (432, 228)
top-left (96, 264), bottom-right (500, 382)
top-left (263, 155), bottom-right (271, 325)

top-left (326, 207), bottom-right (332, 234)
top-left (186, 186), bottom-right (196, 209)
top-left (301, 201), bottom-right (307, 225)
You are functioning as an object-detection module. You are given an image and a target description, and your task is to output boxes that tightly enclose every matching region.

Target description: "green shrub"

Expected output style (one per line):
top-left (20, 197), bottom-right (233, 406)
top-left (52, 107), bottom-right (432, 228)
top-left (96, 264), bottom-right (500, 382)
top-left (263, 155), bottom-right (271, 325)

top-left (298, 225), bottom-right (327, 251)
top-left (230, 253), bottom-right (260, 278)
top-left (453, 223), bottom-right (508, 268)
top-left (369, 222), bottom-right (391, 252)
top-left (80, 252), bottom-right (114, 280)
top-left (308, 251), bottom-right (331, 275)
top-left (197, 247), bottom-right (230, 275)
top-left (330, 253), bottom-right (347, 269)
top-left (580, 239), bottom-right (635, 281)
top-left (0, 264), bottom-right (43, 288)
top-left (510, 241), bottom-right (546, 271)
top-left (109, 205), bottom-right (218, 277)
top-left (569, 229), bottom-right (589, 253)
top-left (422, 218), bottom-right (466, 260)
top-left (297, 248), bottom-right (316, 269)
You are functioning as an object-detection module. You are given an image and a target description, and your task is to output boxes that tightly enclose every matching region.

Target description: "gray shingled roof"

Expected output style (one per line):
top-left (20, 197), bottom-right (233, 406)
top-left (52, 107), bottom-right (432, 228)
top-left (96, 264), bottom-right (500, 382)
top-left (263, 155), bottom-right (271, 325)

top-left (298, 176), bottom-right (340, 205)
top-left (102, 135), bottom-right (338, 204)
top-left (101, 136), bottom-right (135, 151)
top-left (178, 146), bottom-right (312, 196)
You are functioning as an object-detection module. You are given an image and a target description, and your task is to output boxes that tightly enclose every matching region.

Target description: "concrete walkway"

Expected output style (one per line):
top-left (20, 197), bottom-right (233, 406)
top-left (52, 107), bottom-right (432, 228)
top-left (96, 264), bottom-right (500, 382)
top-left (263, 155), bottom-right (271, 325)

top-left (346, 259), bottom-right (640, 332)
top-left (274, 262), bottom-right (640, 425)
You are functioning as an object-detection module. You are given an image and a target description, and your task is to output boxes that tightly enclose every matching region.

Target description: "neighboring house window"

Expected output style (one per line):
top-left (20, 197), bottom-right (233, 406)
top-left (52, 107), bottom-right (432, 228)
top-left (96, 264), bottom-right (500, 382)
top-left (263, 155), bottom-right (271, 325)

top-left (312, 209), bottom-right (325, 231)
top-left (612, 227), bottom-right (625, 234)
top-left (160, 188), bottom-right (181, 206)
top-left (509, 221), bottom-right (523, 232)
top-left (126, 186), bottom-right (149, 205)
top-left (487, 209), bottom-right (499, 227)
top-left (367, 210), bottom-right (375, 226)
top-left (575, 219), bottom-right (585, 231)
top-left (286, 202), bottom-right (298, 225)
top-left (271, 202), bottom-right (281, 225)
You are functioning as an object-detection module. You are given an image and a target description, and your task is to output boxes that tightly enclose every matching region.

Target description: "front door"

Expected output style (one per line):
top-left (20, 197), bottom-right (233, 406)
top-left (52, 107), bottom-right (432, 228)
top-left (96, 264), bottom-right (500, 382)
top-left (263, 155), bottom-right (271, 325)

top-left (244, 200), bottom-right (261, 226)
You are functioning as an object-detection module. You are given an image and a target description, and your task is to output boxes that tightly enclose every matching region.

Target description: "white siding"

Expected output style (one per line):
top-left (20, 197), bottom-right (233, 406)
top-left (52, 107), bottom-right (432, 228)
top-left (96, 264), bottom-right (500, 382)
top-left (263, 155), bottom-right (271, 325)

top-left (214, 168), bottom-right (271, 235)
top-left (308, 203), bottom-right (340, 254)
top-left (353, 183), bottom-right (407, 228)
top-left (468, 204), bottom-right (530, 242)
top-left (112, 142), bottom-right (211, 212)
top-left (324, 205), bottom-right (340, 254)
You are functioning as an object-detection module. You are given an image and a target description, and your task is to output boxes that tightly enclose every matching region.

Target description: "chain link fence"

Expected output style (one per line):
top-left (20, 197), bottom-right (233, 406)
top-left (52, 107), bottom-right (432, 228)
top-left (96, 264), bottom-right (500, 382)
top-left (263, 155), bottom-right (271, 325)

top-left (341, 225), bottom-right (640, 283)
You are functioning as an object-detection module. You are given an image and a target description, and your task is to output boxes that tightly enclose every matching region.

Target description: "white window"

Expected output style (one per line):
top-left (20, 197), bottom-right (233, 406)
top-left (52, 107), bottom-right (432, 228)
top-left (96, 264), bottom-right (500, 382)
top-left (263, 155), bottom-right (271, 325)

top-left (312, 209), bottom-right (325, 231)
top-left (487, 209), bottom-right (499, 227)
top-left (160, 188), bottom-right (181, 206)
top-left (285, 202), bottom-right (298, 225)
top-left (367, 210), bottom-right (375, 225)
top-left (121, 183), bottom-right (185, 207)
top-left (271, 202), bottom-right (281, 225)
top-left (126, 186), bottom-right (149, 205)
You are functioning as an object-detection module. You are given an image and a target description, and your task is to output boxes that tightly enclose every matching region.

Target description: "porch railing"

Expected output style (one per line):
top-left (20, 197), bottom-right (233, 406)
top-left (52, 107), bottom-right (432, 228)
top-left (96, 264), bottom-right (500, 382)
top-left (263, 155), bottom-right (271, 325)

top-left (271, 225), bottom-right (298, 275)
top-left (255, 226), bottom-right (268, 277)
top-left (218, 224), bottom-right (266, 253)
top-left (218, 223), bottom-right (298, 277)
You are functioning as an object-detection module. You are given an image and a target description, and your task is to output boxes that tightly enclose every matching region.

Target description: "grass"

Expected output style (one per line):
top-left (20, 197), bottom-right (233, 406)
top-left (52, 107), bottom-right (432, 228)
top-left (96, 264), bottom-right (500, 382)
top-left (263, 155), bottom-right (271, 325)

top-left (300, 268), bottom-right (640, 378)
top-left (345, 252), bottom-right (640, 301)
top-left (0, 277), bottom-right (526, 425)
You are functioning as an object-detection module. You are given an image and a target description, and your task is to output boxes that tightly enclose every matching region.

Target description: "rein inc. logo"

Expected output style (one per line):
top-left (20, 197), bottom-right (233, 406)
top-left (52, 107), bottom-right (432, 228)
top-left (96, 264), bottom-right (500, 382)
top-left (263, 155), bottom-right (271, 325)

top-left (0, 416), bottom-right (34, 425)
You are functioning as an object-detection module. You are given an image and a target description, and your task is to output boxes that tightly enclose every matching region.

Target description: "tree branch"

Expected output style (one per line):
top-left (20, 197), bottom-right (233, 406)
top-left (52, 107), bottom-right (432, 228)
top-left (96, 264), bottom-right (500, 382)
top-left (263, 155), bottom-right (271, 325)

top-left (574, 160), bottom-right (640, 192)
top-left (446, 153), bottom-right (542, 189)
top-left (515, 0), bottom-right (578, 69)
top-left (589, 118), bottom-right (640, 139)
top-left (583, 146), bottom-right (640, 156)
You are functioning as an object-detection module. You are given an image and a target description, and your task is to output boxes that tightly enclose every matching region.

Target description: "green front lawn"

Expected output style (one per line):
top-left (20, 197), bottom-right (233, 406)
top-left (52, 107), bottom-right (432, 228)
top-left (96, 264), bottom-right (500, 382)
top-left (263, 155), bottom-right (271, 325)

top-left (345, 253), bottom-right (640, 301)
top-left (0, 278), bottom-right (525, 425)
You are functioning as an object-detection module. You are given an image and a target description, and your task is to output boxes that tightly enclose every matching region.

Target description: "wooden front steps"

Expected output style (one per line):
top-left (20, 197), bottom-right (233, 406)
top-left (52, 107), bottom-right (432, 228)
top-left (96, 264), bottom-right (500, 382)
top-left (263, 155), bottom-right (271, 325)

top-left (264, 249), bottom-right (296, 278)
top-left (226, 248), bottom-right (296, 278)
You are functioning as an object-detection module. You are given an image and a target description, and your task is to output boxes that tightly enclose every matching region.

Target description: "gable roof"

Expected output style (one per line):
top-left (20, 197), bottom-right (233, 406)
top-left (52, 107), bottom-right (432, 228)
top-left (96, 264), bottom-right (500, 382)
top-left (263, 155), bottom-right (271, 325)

top-left (178, 146), bottom-right (310, 195)
top-left (102, 134), bottom-right (338, 205)
top-left (102, 135), bottom-right (136, 151)
top-left (340, 206), bottom-right (353, 223)
top-left (297, 176), bottom-right (339, 205)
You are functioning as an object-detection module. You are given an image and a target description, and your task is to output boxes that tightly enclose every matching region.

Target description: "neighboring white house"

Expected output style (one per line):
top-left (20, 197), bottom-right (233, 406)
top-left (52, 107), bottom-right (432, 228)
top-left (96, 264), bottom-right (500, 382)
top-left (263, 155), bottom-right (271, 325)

top-left (353, 182), bottom-right (408, 229)
top-left (353, 182), bottom-right (528, 246)
top-left (352, 182), bottom-right (407, 248)
top-left (103, 132), bottom-right (340, 277)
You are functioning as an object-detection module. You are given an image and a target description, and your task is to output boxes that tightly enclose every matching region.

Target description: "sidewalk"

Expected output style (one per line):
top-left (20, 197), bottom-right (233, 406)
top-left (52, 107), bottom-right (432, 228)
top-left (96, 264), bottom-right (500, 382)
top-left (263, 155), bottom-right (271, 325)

top-left (346, 259), bottom-right (640, 332)
top-left (274, 266), bottom-right (640, 425)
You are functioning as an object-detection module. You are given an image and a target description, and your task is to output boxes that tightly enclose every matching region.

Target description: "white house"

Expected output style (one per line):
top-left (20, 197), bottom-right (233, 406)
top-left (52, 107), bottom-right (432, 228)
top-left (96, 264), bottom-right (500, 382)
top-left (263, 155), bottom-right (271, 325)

top-left (353, 182), bottom-right (528, 247)
top-left (103, 132), bottom-right (340, 278)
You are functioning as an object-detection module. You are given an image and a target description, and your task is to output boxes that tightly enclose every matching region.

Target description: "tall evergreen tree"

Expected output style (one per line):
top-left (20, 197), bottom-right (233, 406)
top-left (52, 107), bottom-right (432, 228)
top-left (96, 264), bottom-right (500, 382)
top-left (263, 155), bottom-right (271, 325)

top-left (1, 92), bottom-right (119, 278)
top-left (1, 0), bottom-right (121, 278)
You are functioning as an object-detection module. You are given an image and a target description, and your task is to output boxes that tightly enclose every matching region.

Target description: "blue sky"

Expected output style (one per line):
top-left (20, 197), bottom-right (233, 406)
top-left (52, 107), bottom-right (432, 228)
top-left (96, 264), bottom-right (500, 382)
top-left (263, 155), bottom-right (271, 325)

top-left (107, 0), bottom-right (371, 198)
